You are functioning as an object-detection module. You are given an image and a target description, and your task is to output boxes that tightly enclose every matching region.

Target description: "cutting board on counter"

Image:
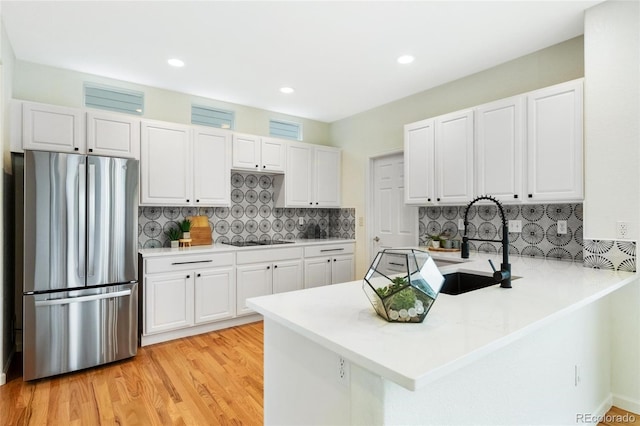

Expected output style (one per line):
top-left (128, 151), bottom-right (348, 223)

top-left (187, 215), bottom-right (213, 246)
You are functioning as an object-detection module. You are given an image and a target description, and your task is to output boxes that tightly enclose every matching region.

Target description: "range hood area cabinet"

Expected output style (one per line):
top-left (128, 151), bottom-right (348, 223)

top-left (139, 119), bottom-right (231, 206)
top-left (404, 109), bottom-right (474, 205)
top-left (13, 100), bottom-right (140, 159)
top-left (232, 133), bottom-right (286, 173)
top-left (273, 142), bottom-right (341, 208)
top-left (404, 79), bottom-right (584, 205)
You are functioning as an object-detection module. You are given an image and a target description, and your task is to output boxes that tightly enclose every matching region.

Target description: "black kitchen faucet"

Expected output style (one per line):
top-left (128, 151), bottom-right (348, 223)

top-left (461, 195), bottom-right (512, 288)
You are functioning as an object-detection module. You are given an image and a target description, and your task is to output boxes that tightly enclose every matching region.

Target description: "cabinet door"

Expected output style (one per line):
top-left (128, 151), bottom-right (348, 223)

top-left (232, 133), bottom-right (261, 171)
top-left (140, 121), bottom-right (192, 205)
top-left (404, 119), bottom-right (435, 204)
top-left (303, 257), bottom-right (332, 289)
top-left (475, 97), bottom-right (523, 202)
top-left (86, 111), bottom-right (140, 159)
top-left (435, 110), bottom-right (474, 204)
top-left (261, 138), bottom-right (286, 172)
top-left (331, 255), bottom-right (355, 285)
top-left (193, 127), bottom-right (231, 206)
top-left (22, 102), bottom-right (84, 153)
top-left (285, 142), bottom-right (314, 207)
top-left (236, 263), bottom-right (273, 316)
top-left (527, 80), bottom-right (583, 202)
top-left (272, 259), bottom-right (303, 294)
top-left (145, 272), bottom-right (194, 335)
top-left (194, 267), bottom-right (235, 324)
top-left (314, 146), bottom-right (341, 207)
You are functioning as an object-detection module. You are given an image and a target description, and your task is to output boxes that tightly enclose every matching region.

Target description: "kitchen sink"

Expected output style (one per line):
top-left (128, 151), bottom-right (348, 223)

top-left (440, 272), bottom-right (519, 295)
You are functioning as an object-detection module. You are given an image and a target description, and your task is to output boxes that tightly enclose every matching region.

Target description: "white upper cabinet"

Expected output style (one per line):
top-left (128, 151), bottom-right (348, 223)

top-left (435, 109), bottom-right (474, 204)
top-left (475, 96), bottom-right (524, 202)
top-left (20, 101), bottom-right (140, 159)
top-left (404, 119), bottom-right (435, 204)
top-left (140, 120), bottom-right (192, 205)
top-left (314, 146), bottom-right (341, 207)
top-left (193, 126), bottom-right (231, 206)
top-left (87, 110), bottom-right (140, 159)
top-left (526, 80), bottom-right (583, 202)
top-left (22, 102), bottom-right (84, 153)
top-left (276, 142), bottom-right (341, 208)
top-left (232, 134), bottom-right (286, 172)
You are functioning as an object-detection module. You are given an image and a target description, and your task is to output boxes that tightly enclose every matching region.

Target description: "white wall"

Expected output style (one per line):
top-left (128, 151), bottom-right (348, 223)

top-left (584, 0), bottom-right (640, 241)
top-left (330, 37), bottom-right (585, 276)
top-left (12, 61), bottom-right (331, 146)
top-left (584, 0), bottom-right (640, 413)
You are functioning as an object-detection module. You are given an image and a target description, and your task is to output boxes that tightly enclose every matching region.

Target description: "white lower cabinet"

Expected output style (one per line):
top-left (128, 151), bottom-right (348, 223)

top-left (303, 243), bottom-right (355, 288)
top-left (236, 247), bottom-right (304, 316)
top-left (143, 252), bottom-right (235, 336)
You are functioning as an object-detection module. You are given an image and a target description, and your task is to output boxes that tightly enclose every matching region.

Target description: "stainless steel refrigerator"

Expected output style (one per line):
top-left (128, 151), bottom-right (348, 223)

top-left (19, 150), bottom-right (139, 381)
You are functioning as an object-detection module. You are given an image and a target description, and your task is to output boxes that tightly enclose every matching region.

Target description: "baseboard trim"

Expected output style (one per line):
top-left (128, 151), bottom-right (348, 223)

top-left (1, 349), bottom-right (15, 386)
top-left (612, 393), bottom-right (640, 415)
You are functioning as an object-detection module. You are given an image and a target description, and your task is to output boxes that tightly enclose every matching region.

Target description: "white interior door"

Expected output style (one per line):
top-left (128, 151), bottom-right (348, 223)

top-left (371, 153), bottom-right (418, 261)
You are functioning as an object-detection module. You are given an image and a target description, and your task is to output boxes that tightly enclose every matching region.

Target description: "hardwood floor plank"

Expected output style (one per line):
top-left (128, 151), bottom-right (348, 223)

top-left (0, 321), bottom-right (264, 425)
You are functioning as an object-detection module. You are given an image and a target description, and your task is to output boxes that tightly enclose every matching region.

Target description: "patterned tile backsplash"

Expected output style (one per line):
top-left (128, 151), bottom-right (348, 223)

top-left (419, 203), bottom-right (636, 272)
top-left (138, 172), bottom-right (355, 248)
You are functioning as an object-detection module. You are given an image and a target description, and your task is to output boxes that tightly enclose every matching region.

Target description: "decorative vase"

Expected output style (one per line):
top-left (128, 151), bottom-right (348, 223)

top-left (442, 239), bottom-right (453, 249)
top-left (171, 240), bottom-right (179, 248)
top-left (362, 249), bottom-right (444, 323)
top-left (183, 231), bottom-right (191, 239)
top-left (431, 240), bottom-right (440, 249)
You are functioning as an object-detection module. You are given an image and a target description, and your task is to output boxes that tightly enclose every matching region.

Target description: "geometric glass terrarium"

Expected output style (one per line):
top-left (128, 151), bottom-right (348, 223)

top-left (362, 249), bottom-right (444, 323)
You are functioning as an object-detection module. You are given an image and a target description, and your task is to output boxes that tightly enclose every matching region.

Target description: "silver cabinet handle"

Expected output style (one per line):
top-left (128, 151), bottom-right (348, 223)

top-left (35, 289), bottom-right (132, 307)
top-left (171, 260), bottom-right (213, 265)
top-left (320, 248), bottom-right (344, 252)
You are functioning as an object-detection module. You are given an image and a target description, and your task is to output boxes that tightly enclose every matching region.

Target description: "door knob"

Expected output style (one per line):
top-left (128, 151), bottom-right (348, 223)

top-left (373, 236), bottom-right (380, 242)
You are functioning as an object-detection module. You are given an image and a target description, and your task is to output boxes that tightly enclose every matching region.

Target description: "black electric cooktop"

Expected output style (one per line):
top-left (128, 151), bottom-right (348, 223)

top-left (221, 240), bottom-right (295, 247)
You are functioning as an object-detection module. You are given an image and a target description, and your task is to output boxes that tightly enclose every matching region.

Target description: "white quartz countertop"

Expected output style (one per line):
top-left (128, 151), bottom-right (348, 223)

top-left (247, 249), bottom-right (637, 391)
top-left (138, 238), bottom-right (354, 257)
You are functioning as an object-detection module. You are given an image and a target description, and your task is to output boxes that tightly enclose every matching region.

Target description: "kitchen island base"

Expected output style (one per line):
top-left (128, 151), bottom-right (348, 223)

top-left (264, 297), bottom-right (612, 425)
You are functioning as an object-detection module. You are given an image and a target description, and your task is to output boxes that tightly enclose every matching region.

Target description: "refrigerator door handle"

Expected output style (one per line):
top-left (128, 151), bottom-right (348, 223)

top-left (87, 163), bottom-right (95, 278)
top-left (78, 163), bottom-right (86, 279)
top-left (34, 289), bottom-right (132, 307)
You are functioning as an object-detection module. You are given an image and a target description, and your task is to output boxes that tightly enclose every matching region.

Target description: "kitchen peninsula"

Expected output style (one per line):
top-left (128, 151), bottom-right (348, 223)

top-left (248, 251), bottom-right (637, 425)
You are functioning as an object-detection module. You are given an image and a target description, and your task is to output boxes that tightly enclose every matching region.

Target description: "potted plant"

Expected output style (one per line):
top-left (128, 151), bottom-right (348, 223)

top-left (428, 233), bottom-right (443, 249)
top-left (165, 228), bottom-right (181, 248)
top-left (179, 218), bottom-right (192, 239)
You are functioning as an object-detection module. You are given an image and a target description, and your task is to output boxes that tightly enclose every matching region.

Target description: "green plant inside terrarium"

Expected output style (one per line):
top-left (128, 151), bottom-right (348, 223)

top-left (374, 276), bottom-right (419, 311)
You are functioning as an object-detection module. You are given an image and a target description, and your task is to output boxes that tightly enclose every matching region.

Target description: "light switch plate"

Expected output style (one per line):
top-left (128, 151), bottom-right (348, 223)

top-left (508, 220), bottom-right (522, 233)
top-left (298, 217), bottom-right (305, 225)
top-left (458, 219), bottom-right (465, 230)
top-left (557, 220), bottom-right (567, 235)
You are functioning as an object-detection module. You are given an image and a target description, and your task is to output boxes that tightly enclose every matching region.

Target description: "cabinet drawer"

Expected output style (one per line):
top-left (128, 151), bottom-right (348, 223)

top-left (145, 252), bottom-right (234, 274)
top-left (304, 243), bottom-right (354, 258)
top-left (236, 247), bottom-right (303, 264)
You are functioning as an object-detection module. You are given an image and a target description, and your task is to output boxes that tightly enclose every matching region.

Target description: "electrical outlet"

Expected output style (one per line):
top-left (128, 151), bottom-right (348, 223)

top-left (508, 220), bottom-right (522, 233)
top-left (298, 217), bottom-right (305, 226)
top-left (458, 219), bottom-right (465, 230)
top-left (617, 221), bottom-right (631, 239)
top-left (338, 356), bottom-right (350, 386)
top-left (557, 220), bottom-right (567, 235)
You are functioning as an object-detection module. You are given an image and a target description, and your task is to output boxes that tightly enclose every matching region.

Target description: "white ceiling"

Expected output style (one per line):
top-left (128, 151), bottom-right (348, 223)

top-left (1, 1), bottom-right (601, 123)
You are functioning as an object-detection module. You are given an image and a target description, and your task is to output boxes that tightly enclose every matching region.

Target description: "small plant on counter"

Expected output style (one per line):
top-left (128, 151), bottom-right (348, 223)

top-left (179, 219), bottom-right (192, 232)
top-left (165, 228), bottom-right (181, 241)
top-left (375, 276), bottom-right (408, 298)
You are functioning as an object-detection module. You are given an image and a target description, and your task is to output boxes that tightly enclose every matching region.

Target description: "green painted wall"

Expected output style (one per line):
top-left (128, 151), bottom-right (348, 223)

top-left (329, 36), bottom-right (585, 275)
top-left (12, 61), bottom-right (331, 146)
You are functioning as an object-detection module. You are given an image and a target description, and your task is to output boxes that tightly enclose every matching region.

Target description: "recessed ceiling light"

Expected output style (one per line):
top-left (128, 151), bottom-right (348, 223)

top-left (280, 87), bottom-right (295, 94)
top-left (168, 58), bottom-right (185, 67)
top-left (397, 55), bottom-right (415, 65)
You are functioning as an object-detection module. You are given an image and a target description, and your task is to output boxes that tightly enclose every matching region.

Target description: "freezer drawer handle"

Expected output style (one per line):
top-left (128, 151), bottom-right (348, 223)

top-left (171, 260), bottom-right (214, 265)
top-left (34, 289), bottom-right (132, 307)
top-left (320, 248), bottom-right (344, 252)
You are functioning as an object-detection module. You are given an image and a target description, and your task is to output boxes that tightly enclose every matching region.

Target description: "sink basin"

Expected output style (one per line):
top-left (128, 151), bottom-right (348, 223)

top-left (440, 272), bottom-right (498, 295)
top-left (433, 258), bottom-right (465, 268)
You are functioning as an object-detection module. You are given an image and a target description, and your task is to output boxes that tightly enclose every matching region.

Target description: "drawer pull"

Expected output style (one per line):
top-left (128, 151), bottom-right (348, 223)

top-left (320, 248), bottom-right (344, 252)
top-left (389, 262), bottom-right (404, 267)
top-left (171, 260), bottom-right (214, 265)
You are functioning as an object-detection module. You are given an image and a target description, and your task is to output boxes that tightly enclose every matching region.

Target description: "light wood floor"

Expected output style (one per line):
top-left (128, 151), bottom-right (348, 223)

top-left (600, 406), bottom-right (640, 426)
top-left (3, 321), bottom-right (639, 426)
top-left (0, 321), bottom-right (264, 425)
